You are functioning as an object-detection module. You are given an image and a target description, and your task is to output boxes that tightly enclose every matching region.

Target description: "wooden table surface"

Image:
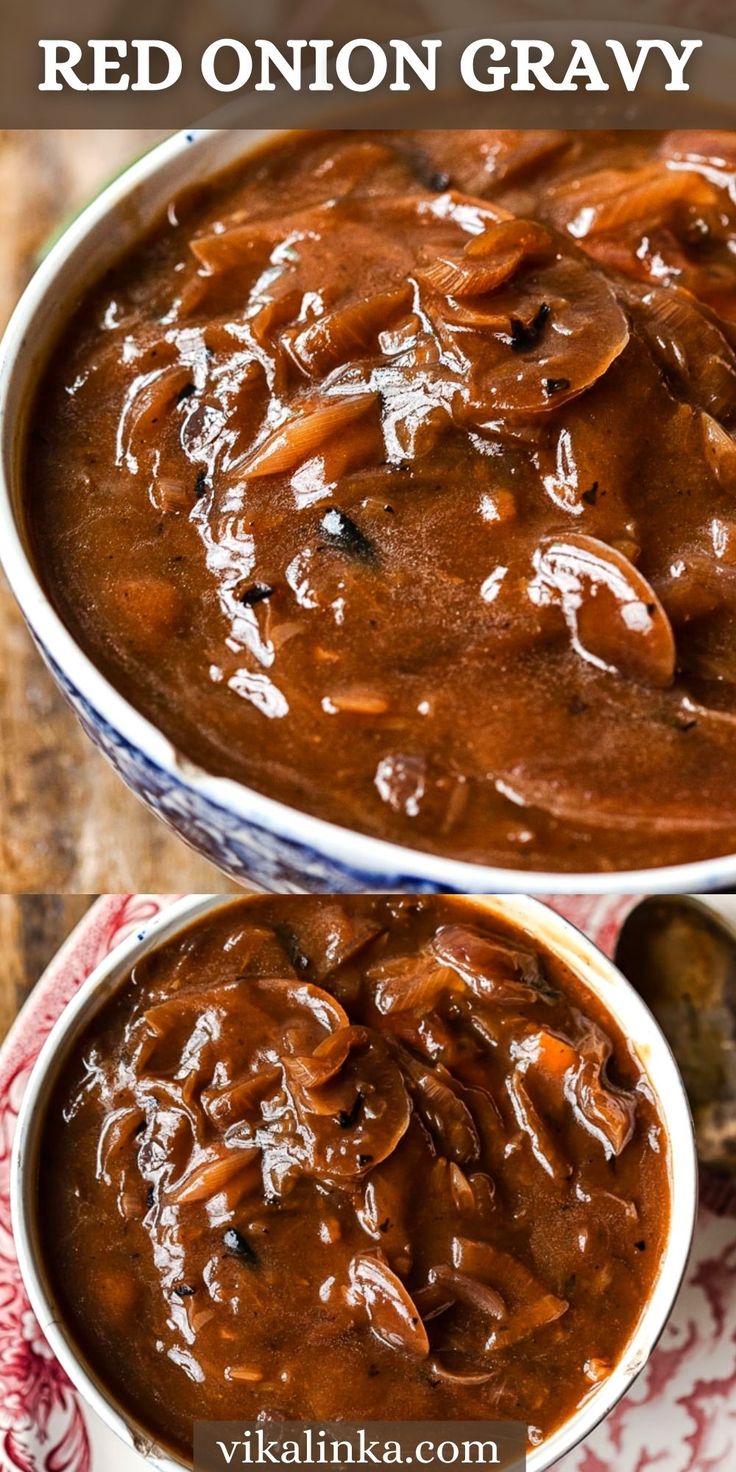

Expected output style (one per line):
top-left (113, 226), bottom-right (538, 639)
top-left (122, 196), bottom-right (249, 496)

top-left (0, 132), bottom-right (240, 894)
top-left (0, 893), bottom-right (96, 1039)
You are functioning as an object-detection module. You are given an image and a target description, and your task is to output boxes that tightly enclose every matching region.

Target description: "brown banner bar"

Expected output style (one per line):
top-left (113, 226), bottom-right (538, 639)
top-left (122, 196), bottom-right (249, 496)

top-left (193, 1422), bottom-right (526, 1472)
top-left (0, 0), bottom-right (734, 128)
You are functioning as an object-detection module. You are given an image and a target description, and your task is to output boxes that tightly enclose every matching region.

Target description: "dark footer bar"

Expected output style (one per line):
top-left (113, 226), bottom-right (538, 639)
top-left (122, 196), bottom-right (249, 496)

top-left (194, 1421), bottom-right (527, 1472)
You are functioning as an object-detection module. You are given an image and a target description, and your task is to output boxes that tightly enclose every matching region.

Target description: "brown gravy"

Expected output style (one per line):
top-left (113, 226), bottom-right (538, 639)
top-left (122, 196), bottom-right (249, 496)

top-left (39, 896), bottom-right (669, 1459)
top-left (25, 129), bottom-right (736, 870)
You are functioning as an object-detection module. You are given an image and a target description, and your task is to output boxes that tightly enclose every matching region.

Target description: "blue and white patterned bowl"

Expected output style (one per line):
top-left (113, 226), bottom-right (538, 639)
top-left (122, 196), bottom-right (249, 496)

top-left (1, 125), bottom-right (736, 894)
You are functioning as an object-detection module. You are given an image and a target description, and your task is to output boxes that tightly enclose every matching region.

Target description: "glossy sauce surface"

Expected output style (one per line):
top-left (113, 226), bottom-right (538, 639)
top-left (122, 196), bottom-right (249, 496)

top-left (26, 130), bottom-right (736, 870)
top-left (40, 896), bottom-right (669, 1458)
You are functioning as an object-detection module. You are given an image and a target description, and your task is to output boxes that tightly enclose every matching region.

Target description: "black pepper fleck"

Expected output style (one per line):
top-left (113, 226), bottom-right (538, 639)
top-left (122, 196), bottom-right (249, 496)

top-left (223, 1228), bottom-right (259, 1265)
top-left (276, 923), bottom-right (311, 975)
top-left (338, 1091), bottom-right (365, 1129)
top-left (510, 302), bottom-right (550, 353)
top-left (240, 583), bottom-right (274, 608)
top-left (320, 508), bottom-right (376, 565)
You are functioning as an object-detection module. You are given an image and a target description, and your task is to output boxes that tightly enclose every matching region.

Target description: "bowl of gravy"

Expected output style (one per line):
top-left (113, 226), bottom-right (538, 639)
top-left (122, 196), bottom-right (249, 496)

top-left (11, 893), bottom-right (696, 1471)
top-left (3, 125), bottom-right (736, 891)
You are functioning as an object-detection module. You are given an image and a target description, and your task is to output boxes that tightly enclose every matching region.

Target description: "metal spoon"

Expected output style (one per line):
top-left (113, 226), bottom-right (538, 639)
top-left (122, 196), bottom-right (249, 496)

top-left (615, 896), bottom-right (736, 1174)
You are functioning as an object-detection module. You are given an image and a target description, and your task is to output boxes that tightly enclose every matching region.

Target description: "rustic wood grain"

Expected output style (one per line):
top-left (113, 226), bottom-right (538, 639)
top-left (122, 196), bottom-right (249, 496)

top-left (0, 893), bottom-right (96, 1038)
top-left (0, 132), bottom-right (240, 893)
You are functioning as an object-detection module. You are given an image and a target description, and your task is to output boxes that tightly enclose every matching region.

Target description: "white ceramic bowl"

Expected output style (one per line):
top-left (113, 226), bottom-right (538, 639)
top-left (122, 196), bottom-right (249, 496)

top-left (1, 123), bottom-right (735, 894)
top-left (11, 893), bottom-right (698, 1472)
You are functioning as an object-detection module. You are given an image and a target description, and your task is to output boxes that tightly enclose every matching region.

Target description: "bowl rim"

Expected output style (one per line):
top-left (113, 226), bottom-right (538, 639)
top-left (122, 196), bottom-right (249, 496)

top-left (10, 892), bottom-right (698, 1472)
top-left (0, 123), bottom-right (734, 894)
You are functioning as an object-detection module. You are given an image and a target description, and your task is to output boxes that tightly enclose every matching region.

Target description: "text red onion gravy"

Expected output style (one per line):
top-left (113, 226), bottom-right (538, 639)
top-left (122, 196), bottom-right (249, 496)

top-left (25, 130), bottom-right (736, 870)
top-left (39, 897), bottom-right (669, 1458)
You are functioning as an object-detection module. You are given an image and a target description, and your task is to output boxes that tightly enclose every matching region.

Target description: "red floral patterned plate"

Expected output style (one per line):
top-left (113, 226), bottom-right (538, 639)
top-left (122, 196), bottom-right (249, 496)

top-left (0, 894), bottom-right (733, 1472)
